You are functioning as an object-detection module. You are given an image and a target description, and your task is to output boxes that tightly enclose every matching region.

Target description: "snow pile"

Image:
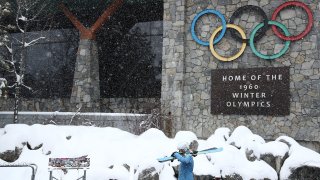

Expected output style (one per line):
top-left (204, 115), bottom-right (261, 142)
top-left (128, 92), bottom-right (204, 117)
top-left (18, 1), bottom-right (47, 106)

top-left (276, 136), bottom-right (320, 179)
top-left (0, 124), bottom-right (319, 180)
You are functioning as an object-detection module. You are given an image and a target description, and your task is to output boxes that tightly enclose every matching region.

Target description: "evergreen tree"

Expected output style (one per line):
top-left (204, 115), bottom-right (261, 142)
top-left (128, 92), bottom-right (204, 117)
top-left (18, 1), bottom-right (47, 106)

top-left (99, 26), bottom-right (160, 98)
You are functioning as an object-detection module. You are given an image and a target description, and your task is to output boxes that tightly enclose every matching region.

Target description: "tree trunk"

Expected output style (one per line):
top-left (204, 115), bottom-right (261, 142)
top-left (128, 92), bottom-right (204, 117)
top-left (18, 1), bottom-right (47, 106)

top-left (13, 85), bottom-right (19, 123)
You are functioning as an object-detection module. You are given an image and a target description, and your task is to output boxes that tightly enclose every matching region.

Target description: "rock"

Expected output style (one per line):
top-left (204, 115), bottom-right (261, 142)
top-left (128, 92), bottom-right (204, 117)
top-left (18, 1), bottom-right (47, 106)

top-left (0, 147), bottom-right (23, 162)
top-left (138, 167), bottom-right (159, 180)
top-left (224, 173), bottom-right (243, 180)
top-left (122, 163), bottom-right (130, 171)
top-left (246, 149), bottom-right (256, 161)
top-left (260, 153), bottom-right (288, 174)
top-left (288, 166), bottom-right (320, 180)
top-left (194, 175), bottom-right (217, 179)
top-left (26, 142), bottom-right (43, 150)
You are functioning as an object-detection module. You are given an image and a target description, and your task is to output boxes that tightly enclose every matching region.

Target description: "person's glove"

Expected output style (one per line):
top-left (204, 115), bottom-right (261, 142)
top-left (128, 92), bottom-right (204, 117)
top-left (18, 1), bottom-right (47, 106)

top-left (171, 152), bottom-right (177, 157)
top-left (170, 152), bottom-right (177, 162)
top-left (192, 150), bottom-right (198, 157)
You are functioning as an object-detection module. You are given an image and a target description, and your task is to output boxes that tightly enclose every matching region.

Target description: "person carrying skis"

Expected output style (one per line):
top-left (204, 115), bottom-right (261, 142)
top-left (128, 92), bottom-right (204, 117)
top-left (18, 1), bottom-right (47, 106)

top-left (171, 142), bottom-right (194, 180)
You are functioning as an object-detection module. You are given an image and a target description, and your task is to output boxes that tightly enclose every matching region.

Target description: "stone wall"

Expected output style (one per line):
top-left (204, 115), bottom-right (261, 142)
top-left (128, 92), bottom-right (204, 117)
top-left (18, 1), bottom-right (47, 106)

top-left (0, 111), bottom-right (149, 135)
top-left (0, 98), bottom-right (160, 114)
top-left (161, 0), bottom-right (320, 146)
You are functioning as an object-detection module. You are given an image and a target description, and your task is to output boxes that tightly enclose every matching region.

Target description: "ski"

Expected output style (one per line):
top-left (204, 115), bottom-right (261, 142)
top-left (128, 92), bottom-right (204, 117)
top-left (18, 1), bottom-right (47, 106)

top-left (157, 147), bottom-right (223, 163)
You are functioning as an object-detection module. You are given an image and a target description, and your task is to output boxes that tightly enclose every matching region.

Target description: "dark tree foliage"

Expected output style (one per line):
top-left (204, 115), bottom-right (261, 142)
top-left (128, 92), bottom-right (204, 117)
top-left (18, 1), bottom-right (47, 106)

top-left (98, 26), bottom-right (160, 98)
top-left (92, 1), bottom-right (163, 98)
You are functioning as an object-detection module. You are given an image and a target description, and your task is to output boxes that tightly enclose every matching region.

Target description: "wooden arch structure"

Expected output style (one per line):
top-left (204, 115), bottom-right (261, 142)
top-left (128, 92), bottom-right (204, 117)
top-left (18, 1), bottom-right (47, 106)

top-left (58, 0), bottom-right (123, 111)
top-left (59, 0), bottom-right (123, 39)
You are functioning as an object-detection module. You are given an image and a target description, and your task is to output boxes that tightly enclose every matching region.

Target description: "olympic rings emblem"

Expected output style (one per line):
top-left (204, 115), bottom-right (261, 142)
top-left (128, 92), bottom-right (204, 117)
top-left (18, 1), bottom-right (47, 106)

top-left (190, 1), bottom-right (313, 61)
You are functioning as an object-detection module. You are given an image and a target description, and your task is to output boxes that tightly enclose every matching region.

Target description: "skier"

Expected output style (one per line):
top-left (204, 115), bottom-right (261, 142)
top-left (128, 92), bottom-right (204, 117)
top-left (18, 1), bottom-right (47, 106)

top-left (171, 142), bottom-right (194, 180)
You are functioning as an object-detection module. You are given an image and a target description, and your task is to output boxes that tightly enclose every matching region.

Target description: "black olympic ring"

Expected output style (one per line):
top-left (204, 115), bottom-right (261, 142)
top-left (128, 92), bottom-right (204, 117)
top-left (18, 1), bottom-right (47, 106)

top-left (229, 5), bottom-right (269, 44)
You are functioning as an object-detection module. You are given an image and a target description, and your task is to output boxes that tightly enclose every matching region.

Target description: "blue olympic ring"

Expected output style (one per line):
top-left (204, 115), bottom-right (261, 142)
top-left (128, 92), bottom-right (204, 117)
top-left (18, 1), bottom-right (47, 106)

top-left (190, 9), bottom-right (227, 46)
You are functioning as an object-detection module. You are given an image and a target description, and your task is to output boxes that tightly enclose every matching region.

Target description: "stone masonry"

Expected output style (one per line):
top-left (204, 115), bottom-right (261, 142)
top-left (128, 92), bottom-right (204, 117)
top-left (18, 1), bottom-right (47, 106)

top-left (161, 0), bottom-right (320, 146)
top-left (70, 39), bottom-right (101, 112)
top-left (162, 0), bottom-right (186, 132)
top-left (0, 98), bottom-right (160, 114)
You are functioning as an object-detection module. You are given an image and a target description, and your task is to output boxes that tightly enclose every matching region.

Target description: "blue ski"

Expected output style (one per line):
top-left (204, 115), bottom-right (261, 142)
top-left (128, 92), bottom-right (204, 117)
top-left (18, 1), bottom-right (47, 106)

top-left (157, 147), bottom-right (223, 163)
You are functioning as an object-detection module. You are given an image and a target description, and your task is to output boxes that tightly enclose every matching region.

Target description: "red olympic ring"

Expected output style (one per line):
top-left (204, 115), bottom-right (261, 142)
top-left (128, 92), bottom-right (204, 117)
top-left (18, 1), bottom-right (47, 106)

top-left (271, 1), bottom-right (313, 41)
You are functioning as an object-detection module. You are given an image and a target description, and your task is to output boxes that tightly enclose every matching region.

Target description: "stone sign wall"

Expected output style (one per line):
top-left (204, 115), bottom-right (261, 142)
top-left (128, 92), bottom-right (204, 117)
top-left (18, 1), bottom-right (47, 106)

top-left (161, 0), bottom-right (320, 145)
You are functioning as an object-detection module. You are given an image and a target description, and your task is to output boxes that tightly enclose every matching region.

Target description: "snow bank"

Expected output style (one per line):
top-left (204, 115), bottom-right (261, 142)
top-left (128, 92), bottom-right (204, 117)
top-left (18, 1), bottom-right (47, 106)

top-left (0, 124), bottom-right (319, 180)
top-left (277, 136), bottom-right (320, 179)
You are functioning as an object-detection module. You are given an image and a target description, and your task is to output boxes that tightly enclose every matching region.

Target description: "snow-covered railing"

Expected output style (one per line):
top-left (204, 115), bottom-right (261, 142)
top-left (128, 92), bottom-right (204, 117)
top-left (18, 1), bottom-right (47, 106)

top-left (0, 163), bottom-right (37, 180)
top-left (0, 111), bottom-right (148, 116)
top-left (0, 111), bottom-right (150, 133)
top-left (49, 167), bottom-right (88, 180)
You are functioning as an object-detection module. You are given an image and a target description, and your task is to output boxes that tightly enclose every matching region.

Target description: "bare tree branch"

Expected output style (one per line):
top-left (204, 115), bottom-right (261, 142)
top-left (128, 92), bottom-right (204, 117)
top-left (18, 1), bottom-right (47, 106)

top-left (24, 36), bottom-right (45, 47)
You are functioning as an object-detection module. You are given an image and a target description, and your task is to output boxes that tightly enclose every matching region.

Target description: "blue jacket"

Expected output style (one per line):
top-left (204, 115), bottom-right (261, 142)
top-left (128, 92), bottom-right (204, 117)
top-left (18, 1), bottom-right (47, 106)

top-left (173, 152), bottom-right (194, 180)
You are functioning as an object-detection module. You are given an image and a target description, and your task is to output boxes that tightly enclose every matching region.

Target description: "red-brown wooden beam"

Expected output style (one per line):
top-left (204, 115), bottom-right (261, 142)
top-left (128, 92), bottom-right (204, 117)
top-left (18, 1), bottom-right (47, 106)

top-left (91, 0), bottom-right (124, 33)
top-left (59, 0), bottom-right (124, 40)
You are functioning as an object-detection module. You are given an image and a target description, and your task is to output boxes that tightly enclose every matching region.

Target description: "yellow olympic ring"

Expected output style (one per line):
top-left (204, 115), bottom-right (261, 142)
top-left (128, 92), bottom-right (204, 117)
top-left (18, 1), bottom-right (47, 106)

top-left (209, 24), bottom-right (246, 62)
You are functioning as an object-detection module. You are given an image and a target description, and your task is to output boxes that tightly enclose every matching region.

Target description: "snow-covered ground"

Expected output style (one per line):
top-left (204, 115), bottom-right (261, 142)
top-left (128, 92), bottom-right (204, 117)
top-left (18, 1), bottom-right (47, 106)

top-left (0, 124), bottom-right (319, 180)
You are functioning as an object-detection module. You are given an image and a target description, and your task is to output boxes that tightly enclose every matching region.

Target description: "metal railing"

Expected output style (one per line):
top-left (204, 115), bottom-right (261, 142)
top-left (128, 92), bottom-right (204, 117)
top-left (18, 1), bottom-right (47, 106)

top-left (49, 167), bottom-right (88, 180)
top-left (0, 163), bottom-right (38, 180)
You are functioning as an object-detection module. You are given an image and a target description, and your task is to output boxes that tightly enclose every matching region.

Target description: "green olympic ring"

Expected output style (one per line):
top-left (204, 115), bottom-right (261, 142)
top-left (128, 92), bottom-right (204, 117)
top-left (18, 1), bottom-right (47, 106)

top-left (250, 21), bottom-right (291, 60)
